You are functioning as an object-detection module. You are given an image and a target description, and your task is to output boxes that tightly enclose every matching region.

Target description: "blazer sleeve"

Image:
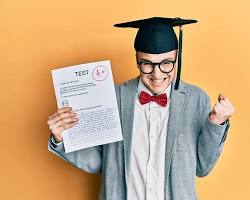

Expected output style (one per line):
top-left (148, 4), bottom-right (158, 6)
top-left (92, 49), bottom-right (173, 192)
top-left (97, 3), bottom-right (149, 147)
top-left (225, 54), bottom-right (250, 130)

top-left (196, 95), bottom-right (230, 177)
top-left (48, 135), bottom-right (103, 174)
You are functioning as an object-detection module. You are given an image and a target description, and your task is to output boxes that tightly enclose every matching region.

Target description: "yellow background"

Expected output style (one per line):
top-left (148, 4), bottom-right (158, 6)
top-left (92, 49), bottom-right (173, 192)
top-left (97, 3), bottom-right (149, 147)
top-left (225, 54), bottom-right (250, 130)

top-left (0, 0), bottom-right (249, 199)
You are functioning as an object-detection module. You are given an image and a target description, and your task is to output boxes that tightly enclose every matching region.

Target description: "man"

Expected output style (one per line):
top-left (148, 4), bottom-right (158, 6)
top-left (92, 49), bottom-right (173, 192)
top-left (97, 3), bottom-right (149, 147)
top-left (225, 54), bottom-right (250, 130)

top-left (47, 17), bottom-right (235, 200)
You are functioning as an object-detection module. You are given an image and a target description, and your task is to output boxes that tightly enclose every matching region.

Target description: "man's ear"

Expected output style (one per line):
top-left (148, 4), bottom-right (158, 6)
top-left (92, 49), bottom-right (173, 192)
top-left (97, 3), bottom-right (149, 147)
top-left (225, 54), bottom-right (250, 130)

top-left (135, 51), bottom-right (139, 69)
top-left (175, 49), bottom-right (179, 61)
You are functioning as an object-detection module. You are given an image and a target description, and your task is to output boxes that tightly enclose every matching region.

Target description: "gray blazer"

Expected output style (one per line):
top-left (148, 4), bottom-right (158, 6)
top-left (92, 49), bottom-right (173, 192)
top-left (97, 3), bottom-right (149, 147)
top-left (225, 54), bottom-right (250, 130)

top-left (48, 77), bottom-right (230, 200)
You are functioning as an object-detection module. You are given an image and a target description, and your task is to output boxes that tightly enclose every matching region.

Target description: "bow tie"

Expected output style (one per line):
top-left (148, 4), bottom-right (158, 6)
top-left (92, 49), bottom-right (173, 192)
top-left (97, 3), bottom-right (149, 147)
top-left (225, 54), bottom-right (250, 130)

top-left (139, 91), bottom-right (168, 107)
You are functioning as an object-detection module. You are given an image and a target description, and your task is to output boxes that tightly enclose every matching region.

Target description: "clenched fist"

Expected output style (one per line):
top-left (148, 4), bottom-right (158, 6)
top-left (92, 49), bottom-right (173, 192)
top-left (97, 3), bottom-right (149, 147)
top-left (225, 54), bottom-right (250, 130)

top-left (209, 93), bottom-right (235, 125)
top-left (47, 107), bottom-right (78, 143)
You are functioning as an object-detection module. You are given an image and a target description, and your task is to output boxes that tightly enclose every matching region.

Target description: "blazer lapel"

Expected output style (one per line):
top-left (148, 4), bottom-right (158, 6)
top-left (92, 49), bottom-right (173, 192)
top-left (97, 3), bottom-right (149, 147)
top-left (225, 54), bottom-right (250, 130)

top-left (119, 77), bottom-right (188, 186)
top-left (165, 80), bottom-right (188, 177)
top-left (120, 77), bottom-right (139, 180)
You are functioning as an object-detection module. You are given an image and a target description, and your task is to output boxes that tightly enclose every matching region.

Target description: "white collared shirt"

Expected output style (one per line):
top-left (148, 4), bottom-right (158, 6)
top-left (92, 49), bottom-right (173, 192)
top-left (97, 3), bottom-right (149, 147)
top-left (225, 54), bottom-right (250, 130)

top-left (126, 78), bottom-right (171, 200)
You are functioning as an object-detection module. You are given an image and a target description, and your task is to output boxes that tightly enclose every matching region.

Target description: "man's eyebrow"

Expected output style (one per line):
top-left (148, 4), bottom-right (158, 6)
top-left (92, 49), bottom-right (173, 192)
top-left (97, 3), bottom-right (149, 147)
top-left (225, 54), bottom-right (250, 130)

top-left (137, 58), bottom-right (151, 62)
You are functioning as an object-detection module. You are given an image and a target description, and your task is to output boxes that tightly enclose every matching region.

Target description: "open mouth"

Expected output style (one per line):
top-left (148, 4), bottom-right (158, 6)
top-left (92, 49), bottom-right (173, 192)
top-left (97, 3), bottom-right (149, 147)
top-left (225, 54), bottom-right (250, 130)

top-left (150, 78), bottom-right (167, 83)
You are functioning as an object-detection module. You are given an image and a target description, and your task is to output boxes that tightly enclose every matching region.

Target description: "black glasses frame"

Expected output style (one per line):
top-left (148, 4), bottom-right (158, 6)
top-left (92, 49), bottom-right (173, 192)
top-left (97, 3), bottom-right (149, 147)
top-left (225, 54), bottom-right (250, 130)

top-left (137, 59), bottom-right (176, 74)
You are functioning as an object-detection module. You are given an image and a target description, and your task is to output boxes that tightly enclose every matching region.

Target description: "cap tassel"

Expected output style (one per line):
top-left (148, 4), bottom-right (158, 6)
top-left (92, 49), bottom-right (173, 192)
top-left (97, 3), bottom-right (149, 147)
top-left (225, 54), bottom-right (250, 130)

top-left (174, 26), bottom-right (183, 90)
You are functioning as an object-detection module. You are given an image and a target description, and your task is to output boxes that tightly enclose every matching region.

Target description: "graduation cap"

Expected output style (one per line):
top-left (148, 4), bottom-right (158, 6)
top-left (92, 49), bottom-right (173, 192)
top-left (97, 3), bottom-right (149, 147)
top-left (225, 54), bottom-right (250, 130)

top-left (114, 17), bottom-right (197, 90)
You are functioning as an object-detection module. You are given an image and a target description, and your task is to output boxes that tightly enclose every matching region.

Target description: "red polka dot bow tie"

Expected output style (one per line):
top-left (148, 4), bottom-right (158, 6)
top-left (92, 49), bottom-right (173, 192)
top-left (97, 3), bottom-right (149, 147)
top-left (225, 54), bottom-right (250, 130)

top-left (139, 91), bottom-right (168, 107)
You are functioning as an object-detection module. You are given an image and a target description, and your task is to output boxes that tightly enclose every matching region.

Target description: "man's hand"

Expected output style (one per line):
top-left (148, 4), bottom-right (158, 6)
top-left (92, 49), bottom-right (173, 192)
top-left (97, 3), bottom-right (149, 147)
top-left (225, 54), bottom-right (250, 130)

top-left (209, 93), bottom-right (235, 125)
top-left (47, 107), bottom-right (78, 143)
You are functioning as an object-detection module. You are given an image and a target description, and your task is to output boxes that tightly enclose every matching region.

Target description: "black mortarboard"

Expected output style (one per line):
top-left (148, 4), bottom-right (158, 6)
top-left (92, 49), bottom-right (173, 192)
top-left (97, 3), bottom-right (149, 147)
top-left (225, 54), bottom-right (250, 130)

top-left (114, 17), bottom-right (197, 90)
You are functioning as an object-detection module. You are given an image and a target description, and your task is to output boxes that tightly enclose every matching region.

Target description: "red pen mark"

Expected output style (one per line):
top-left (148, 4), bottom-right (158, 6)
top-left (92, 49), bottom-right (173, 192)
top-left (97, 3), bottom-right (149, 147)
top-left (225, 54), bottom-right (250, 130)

top-left (92, 65), bottom-right (109, 81)
top-left (96, 69), bottom-right (101, 77)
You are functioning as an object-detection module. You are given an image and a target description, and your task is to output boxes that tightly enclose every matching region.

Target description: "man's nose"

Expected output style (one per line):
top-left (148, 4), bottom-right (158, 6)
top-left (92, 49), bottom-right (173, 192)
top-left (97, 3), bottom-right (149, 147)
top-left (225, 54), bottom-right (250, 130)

top-left (151, 64), bottom-right (163, 76)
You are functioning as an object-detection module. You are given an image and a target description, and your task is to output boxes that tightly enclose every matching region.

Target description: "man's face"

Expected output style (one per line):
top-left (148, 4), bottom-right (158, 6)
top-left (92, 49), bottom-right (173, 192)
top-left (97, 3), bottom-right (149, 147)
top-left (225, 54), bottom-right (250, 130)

top-left (136, 50), bottom-right (177, 94)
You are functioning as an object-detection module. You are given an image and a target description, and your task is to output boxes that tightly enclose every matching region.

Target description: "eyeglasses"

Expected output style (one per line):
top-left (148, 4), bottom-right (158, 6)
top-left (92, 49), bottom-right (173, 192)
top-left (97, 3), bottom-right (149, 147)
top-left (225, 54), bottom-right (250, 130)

top-left (137, 59), bottom-right (176, 74)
